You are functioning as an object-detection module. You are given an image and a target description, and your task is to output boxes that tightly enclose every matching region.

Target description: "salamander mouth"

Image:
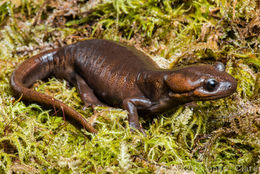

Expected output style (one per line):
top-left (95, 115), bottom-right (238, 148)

top-left (168, 90), bottom-right (235, 101)
top-left (194, 92), bottom-right (235, 100)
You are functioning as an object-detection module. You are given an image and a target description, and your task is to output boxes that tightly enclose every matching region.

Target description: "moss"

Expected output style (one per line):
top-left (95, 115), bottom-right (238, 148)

top-left (0, 0), bottom-right (259, 173)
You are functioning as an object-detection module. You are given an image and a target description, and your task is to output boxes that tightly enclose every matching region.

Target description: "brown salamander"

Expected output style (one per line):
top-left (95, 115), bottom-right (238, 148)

top-left (10, 39), bottom-right (237, 133)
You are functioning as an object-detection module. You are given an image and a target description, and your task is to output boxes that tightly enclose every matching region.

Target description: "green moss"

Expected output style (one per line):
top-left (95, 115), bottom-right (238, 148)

top-left (0, 0), bottom-right (259, 173)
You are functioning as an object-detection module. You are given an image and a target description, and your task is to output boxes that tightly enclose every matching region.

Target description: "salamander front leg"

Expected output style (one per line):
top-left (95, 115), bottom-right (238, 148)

top-left (122, 97), bottom-right (152, 134)
top-left (75, 74), bottom-right (106, 109)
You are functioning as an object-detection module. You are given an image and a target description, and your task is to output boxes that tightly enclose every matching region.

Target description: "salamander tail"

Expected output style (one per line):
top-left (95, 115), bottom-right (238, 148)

top-left (10, 49), bottom-right (97, 134)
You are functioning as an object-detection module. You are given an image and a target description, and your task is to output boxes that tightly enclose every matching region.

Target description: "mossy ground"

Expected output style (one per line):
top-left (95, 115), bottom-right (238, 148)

top-left (0, 0), bottom-right (259, 173)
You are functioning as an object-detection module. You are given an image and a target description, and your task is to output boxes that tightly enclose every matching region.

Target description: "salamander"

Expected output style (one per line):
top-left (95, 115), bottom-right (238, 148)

top-left (10, 39), bottom-right (237, 133)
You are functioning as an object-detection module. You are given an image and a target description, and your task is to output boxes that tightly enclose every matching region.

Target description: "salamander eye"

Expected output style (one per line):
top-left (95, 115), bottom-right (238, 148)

top-left (205, 79), bottom-right (218, 91)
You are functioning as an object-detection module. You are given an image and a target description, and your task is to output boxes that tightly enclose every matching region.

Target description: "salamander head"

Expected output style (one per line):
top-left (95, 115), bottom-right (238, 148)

top-left (164, 62), bottom-right (237, 102)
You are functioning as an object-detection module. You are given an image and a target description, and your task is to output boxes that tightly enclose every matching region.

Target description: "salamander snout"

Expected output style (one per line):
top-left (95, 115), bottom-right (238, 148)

top-left (197, 73), bottom-right (237, 100)
top-left (165, 62), bottom-right (237, 101)
top-left (204, 78), bottom-right (236, 93)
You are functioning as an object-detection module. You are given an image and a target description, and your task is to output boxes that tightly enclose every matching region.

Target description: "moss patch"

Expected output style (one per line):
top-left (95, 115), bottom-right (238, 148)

top-left (0, 0), bottom-right (259, 173)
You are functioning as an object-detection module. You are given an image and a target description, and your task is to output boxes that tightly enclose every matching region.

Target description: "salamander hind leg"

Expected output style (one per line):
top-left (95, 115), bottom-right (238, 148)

top-left (75, 74), bottom-right (107, 110)
top-left (57, 68), bottom-right (105, 110)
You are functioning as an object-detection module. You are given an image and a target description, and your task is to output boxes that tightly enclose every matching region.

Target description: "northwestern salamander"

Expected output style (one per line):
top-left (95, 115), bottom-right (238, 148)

top-left (10, 39), bottom-right (237, 133)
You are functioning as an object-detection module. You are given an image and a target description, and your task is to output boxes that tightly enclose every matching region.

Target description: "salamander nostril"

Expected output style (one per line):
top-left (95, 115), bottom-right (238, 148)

top-left (226, 82), bottom-right (233, 89)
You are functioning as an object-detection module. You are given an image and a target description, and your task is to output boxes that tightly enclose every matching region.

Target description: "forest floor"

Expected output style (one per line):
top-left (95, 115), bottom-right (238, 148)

top-left (0, 0), bottom-right (259, 173)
